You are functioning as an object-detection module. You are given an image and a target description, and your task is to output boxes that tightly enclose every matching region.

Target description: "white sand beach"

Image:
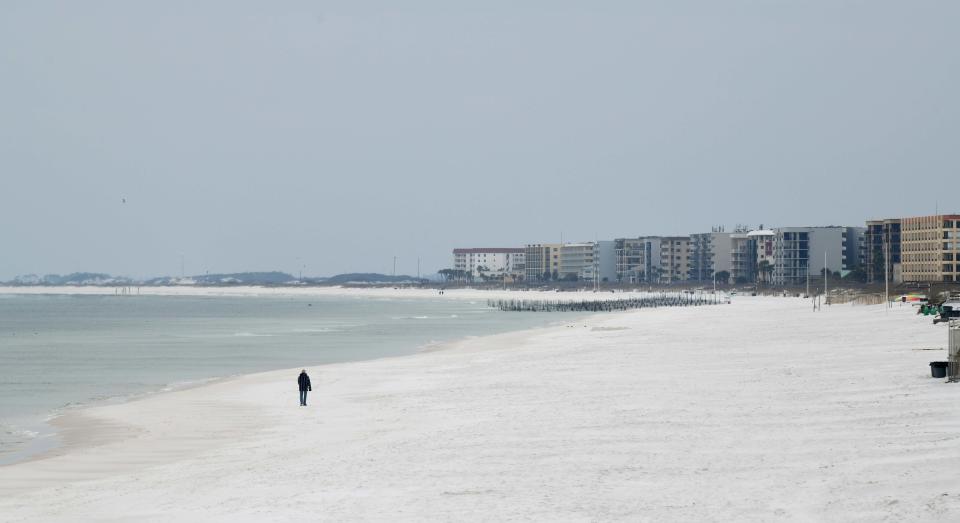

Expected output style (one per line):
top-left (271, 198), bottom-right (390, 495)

top-left (1, 296), bottom-right (958, 521)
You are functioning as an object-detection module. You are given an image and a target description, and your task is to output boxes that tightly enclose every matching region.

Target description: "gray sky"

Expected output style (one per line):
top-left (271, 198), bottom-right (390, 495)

top-left (2, 1), bottom-right (958, 279)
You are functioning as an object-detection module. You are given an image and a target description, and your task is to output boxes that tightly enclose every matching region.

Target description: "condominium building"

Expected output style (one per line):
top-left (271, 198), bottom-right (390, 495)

top-left (615, 238), bottom-right (646, 283)
top-left (688, 231), bottom-right (733, 283)
top-left (558, 241), bottom-right (616, 282)
top-left (729, 229), bottom-right (776, 284)
top-left (614, 236), bottom-right (690, 284)
top-left (658, 236), bottom-right (690, 283)
top-left (747, 229), bottom-right (775, 283)
top-left (730, 233), bottom-right (754, 283)
top-left (900, 214), bottom-right (960, 282)
top-left (452, 248), bottom-right (525, 281)
top-left (616, 237), bottom-right (670, 284)
top-left (524, 243), bottom-right (561, 282)
top-left (865, 218), bottom-right (901, 284)
top-left (558, 243), bottom-right (593, 281)
top-left (771, 227), bottom-right (864, 286)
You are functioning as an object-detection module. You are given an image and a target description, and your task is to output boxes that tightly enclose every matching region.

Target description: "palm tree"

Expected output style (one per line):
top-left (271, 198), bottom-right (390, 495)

top-left (475, 265), bottom-right (489, 282)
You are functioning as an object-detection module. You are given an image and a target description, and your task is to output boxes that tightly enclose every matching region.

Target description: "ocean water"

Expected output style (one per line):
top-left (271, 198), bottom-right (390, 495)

top-left (0, 293), bottom-right (580, 465)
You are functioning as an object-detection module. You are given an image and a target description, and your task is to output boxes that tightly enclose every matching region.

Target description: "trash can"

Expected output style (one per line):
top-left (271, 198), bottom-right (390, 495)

top-left (930, 361), bottom-right (948, 378)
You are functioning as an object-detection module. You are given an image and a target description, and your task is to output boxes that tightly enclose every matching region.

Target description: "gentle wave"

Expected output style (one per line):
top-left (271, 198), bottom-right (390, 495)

top-left (391, 315), bottom-right (461, 320)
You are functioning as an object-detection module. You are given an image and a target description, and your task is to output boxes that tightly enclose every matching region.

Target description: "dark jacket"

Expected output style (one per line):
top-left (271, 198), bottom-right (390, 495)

top-left (298, 372), bottom-right (312, 392)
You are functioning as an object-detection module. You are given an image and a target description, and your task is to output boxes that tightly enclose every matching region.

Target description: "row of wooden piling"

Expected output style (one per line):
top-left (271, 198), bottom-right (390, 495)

top-left (488, 293), bottom-right (720, 312)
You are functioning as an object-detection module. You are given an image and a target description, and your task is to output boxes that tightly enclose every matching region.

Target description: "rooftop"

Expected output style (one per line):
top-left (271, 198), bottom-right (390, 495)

top-left (453, 248), bottom-right (524, 254)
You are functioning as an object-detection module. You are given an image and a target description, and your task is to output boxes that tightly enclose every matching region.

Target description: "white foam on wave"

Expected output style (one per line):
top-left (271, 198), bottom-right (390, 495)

top-left (0, 426), bottom-right (39, 439)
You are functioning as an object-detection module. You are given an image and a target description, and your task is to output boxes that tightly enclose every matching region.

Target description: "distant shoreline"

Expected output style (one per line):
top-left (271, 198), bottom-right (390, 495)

top-left (0, 285), bottom-right (667, 301)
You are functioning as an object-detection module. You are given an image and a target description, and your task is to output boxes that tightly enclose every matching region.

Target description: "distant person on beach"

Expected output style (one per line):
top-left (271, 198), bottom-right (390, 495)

top-left (298, 369), bottom-right (312, 406)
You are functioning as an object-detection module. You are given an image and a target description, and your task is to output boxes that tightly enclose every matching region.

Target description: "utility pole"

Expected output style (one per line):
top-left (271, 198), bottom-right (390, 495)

top-left (884, 234), bottom-right (890, 312)
top-left (392, 256), bottom-right (397, 277)
top-left (824, 251), bottom-right (828, 306)
top-left (417, 257), bottom-right (421, 281)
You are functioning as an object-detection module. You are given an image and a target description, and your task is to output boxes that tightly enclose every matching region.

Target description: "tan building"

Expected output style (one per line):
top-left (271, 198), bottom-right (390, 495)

top-left (901, 214), bottom-right (960, 282)
top-left (524, 243), bottom-right (562, 282)
top-left (658, 236), bottom-right (690, 283)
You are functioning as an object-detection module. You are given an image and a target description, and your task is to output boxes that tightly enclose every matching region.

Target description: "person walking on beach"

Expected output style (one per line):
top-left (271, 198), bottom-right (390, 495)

top-left (298, 369), bottom-right (312, 406)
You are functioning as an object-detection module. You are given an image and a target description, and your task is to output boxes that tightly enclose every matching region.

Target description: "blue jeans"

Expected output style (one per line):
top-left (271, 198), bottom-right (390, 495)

top-left (299, 390), bottom-right (308, 405)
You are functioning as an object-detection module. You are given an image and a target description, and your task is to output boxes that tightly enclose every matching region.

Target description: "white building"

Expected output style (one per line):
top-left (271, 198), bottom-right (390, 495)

top-left (452, 248), bottom-right (525, 281)
top-left (615, 237), bottom-right (664, 284)
top-left (559, 241), bottom-right (617, 283)
top-left (771, 227), bottom-right (865, 286)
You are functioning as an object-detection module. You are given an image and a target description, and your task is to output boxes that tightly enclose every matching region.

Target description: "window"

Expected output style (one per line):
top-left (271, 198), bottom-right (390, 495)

top-left (946, 253), bottom-right (955, 261)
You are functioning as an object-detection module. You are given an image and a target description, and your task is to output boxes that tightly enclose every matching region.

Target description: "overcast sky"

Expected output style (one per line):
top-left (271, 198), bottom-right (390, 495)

top-left (2, 1), bottom-right (958, 279)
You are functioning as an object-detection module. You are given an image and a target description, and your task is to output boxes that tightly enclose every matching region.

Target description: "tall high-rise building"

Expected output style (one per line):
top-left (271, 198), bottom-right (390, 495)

top-left (688, 231), bottom-right (733, 283)
top-left (771, 227), bottom-right (864, 286)
top-left (616, 237), bottom-right (670, 284)
top-left (558, 242), bottom-right (616, 282)
top-left (865, 218), bottom-right (901, 284)
top-left (452, 248), bottom-right (524, 281)
top-left (524, 243), bottom-right (562, 282)
top-left (658, 236), bottom-right (690, 283)
top-left (900, 214), bottom-right (960, 282)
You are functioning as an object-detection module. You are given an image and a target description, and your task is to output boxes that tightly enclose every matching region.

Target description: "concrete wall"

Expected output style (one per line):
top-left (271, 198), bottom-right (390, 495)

top-left (808, 228), bottom-right (845, 275)
top-left (596, 241), bottom-right (617, 282)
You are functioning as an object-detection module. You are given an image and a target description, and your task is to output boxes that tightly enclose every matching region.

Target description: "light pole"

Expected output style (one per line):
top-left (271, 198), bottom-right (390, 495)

top-left (824, 251), bottom-right (829, 306)
top-left (884, 233), bottom-right (890, 312)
